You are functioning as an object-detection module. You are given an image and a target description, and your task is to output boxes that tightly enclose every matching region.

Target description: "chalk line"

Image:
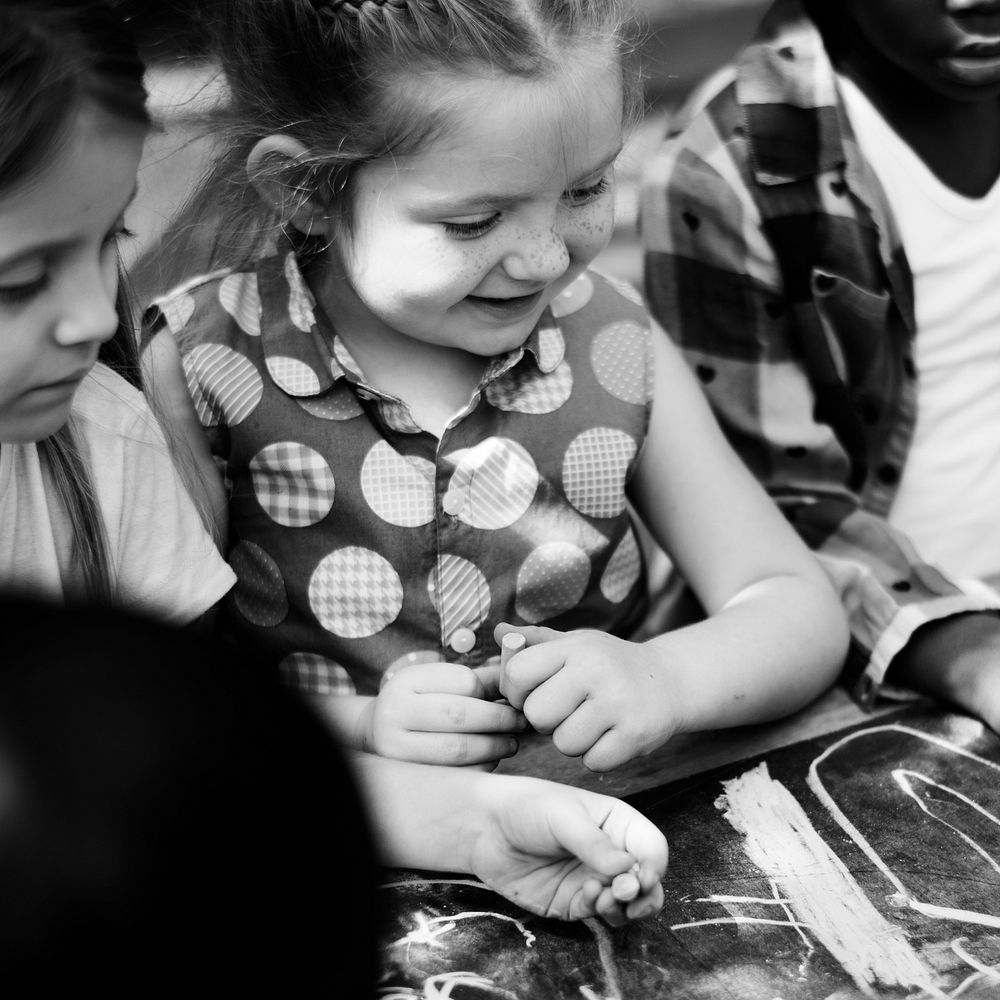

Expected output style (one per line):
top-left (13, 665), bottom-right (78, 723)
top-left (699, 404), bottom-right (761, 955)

top-left (717, 762), bottom-right (941, 999)
top-left (807, 725), bottom-right (1000, 929)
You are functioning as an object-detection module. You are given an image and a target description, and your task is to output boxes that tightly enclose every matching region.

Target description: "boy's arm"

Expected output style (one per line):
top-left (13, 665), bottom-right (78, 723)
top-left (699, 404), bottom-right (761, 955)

top-left (639, 99), bottom-right (1000, 711)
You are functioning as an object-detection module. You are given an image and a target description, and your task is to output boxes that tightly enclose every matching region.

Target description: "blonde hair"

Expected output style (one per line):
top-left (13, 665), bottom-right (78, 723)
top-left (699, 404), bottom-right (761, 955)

top-left (162, 0), bottom-right (643, 276)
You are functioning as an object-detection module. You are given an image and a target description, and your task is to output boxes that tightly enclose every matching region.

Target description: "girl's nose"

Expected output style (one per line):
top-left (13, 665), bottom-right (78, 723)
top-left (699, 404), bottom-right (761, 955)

top-left (53, 272), bottom-right (119, 348)
top-left (502, 226), bottom-right (571, 284)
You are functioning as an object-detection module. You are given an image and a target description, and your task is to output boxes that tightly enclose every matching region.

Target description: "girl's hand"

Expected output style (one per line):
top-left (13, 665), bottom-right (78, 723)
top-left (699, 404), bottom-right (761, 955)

top-left (496, 623), bottom-right (675, 772)
top-left (470, 775), bottom-right (668, 925)
top-left (369, 661), bottom-right (526, 768)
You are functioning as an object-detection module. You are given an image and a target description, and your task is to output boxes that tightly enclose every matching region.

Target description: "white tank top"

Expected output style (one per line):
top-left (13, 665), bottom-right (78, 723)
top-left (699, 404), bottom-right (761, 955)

top-left (839, 74), bottom-right (1000, 580)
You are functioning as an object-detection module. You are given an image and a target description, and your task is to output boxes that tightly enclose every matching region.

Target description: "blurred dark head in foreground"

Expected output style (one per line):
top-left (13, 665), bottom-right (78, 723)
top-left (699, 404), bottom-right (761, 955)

top-left (0, 597), bottom-right (380, 997)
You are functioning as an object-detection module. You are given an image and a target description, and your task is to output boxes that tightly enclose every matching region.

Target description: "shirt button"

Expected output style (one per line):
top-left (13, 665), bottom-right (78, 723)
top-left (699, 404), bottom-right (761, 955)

top-left (442, 490), bottom-right (463, 516)
top-left (448, 627), bottom-right (476, 654)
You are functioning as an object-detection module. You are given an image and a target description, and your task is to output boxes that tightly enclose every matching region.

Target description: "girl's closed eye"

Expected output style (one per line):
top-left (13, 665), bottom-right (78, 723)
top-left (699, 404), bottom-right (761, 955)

top-left (0, 220), bottom-right (136, 308)
top-left (0, 262), bottom-right (49, 306)
top-left (563, 173), bottom-right (612, 207)
top-left (440, 176), bottom-right (612, 240)
top-left (442, 214), bottom-right (500, 239)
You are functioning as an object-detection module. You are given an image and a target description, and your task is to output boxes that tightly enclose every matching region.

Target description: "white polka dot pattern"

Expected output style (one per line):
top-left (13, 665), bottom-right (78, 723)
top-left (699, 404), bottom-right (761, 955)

top-left (563, 427), bottom-right (637, 519)
top-left (444, 438), bottom-right (538, 529)
top-left (600, 528), bottom-right (641, 603)
top-left (266, 354), bottom-right (321, 396)
top-left (279, 652), bottom-right (355, 695)
top-left (361, 442), bottom-right (435, 527)
top-left (550, 272), bottom-right (594, 318)
top-left (535, 320), bottom-right (565, 371)
top-left (309, 547), bottom-right (403, 638)
top-left (183, 343), bottom-right (263, 426)
top-left (218, 272), bottom-right (261, 336)
top-left (250, 441), bottom-right (335, 527)
top-left (592, 321), bottom-right (648, 405)
top-left (159, 291), bottom-right (195, 333)
top-left (230, 540), bottom-right (288, 626)
top-left (430, 554), bottom-right (492, 637)
top-left (284, 252), bottom-right (316, 331)
top-left (485, 359), bottom-right (573, 415)
top-left (297, 386), bottom-right (364, 420)
top-left (515, 541), bottom-right (590, 623)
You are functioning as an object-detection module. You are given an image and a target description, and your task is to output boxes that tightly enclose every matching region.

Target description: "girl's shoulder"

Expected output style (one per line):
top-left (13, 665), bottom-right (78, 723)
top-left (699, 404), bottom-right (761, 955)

top-left (144, 267), bottom-right (241, 342)
top-left (556, 268), bottom-right (651, 335)
top-left (586, 269), bottom-right (647, 312)
top-left (71, 363), bottom-right (167, 450)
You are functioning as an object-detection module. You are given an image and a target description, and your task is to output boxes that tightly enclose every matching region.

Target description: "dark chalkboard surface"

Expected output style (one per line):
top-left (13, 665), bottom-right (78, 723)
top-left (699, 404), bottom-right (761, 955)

top-left (377, 707), bottom-right (1000, 999)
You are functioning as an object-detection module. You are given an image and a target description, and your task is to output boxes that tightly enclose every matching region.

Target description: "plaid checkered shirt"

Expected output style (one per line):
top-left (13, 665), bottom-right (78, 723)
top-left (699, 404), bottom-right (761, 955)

top-left (640, 0), bottom-right (1000, 708)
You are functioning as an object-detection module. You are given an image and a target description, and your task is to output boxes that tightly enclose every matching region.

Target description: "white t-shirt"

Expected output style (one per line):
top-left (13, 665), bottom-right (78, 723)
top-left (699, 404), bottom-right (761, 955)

top-left (839, 74), bottom-right (1000, 581)
top-left (0, 362), bottom-right (235, 624)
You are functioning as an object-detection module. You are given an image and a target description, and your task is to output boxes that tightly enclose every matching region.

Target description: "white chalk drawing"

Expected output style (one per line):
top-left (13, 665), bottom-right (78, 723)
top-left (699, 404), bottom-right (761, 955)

top-left (705, 723), bottom-right (1000, 999)
top-left (807, 725), bottom-right (1000, 928)
top-left (716, 761), bottom-right (942, 998)
top-left (380, 721), bottom-right (1000, 999)
top-left (378, 877), bottom-right (623, 999)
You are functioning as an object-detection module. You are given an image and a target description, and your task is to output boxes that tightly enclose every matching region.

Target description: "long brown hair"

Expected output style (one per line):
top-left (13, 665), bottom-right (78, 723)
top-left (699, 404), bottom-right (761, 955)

top-left (0, 0), bottom-right (149, 601)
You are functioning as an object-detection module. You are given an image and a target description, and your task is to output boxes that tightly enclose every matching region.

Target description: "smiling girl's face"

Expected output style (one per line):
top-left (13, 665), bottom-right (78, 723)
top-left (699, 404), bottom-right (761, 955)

top-left (0, 102), bottom-right (143, 443)
top-left (317, 35), bottom-right (624, 362)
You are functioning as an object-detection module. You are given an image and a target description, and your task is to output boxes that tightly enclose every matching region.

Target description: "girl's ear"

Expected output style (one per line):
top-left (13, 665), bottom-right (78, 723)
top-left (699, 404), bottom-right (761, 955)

top-left (246, 135), bottom-right (334, 238)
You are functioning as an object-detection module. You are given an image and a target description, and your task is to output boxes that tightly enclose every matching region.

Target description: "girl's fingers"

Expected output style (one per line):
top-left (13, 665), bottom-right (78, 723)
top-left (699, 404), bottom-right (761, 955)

top-left (401, 731), bottom-right (520, 768)
top-left (402, 692), bottom-right (525, 734)
top-left (395, 661), bottom-right (498, 698)
top-left (548, 697), bottom-right (609, 754)
top-left (497, 642), bottom-right (570, 710)
top-left (625, 881), bottom-right (665, 921)
top-left (470, 663), bottom-right (503, 700)
top-left (494, 622), bottom-right (567, 648)
top-left (611, 868), bottom-right (641, 902)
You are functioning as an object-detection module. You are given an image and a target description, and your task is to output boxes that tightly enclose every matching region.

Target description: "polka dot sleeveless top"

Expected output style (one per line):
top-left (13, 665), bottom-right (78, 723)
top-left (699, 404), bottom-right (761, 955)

top-left (149, 251), bottom-right (655, 696)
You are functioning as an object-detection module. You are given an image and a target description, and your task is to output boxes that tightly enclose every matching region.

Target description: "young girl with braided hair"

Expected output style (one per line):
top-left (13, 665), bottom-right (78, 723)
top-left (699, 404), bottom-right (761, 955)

top-left (146, 0), bottom-right (848, 781)
top-left (0, 0), bottom-right (234, 622)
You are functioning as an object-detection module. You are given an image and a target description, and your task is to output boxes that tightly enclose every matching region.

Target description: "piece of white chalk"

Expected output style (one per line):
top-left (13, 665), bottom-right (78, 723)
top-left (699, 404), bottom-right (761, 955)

top-left (499, 631), bottom-right (526, 669)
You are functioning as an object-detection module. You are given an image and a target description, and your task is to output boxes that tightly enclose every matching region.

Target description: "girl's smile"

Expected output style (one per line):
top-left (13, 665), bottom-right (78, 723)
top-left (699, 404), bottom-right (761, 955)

top-left (464, 290), bottom-right (547, 323)
top-left (313, 36), bottom-right (623, 395)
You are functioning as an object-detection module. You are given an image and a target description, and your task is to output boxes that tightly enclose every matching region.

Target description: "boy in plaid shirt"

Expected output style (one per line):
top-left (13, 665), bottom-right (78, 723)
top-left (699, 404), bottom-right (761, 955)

top-left (642, 0), bottom-right (1000, 727)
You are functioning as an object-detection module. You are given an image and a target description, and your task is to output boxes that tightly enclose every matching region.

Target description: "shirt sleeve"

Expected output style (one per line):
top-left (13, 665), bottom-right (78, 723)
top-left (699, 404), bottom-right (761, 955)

top-left (81, 372), bottom-right (236, 626)
top-left (639, 96), bottom-right (1000, 710)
